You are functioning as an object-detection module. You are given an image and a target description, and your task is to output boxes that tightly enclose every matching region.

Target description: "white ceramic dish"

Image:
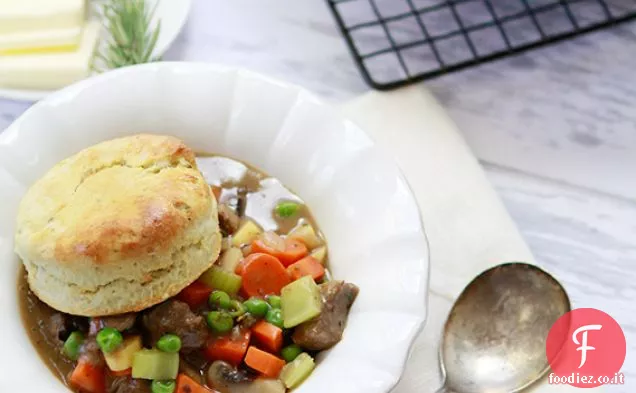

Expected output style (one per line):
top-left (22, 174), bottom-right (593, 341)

top-left (0, 62), bottom-right (429, 393)
top-left (0, 0), bottom-right (191, 102)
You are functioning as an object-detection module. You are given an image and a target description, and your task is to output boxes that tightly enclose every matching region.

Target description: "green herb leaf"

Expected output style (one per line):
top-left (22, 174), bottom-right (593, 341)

top-left (92, 0), bottom-right (162, 73)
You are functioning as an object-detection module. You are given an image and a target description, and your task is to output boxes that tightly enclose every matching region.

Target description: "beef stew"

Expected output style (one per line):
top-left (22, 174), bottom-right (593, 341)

top-left (19, 155), bottom-right (358, 393)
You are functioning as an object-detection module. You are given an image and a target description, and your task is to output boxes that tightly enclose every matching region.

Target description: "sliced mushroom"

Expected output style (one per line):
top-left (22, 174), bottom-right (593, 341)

top-left (236, 187), bottom-right (248, 217)
top-left (218, 203), bottom-right (241, 235)
top-left (206, 361), bottom-right (254, 393)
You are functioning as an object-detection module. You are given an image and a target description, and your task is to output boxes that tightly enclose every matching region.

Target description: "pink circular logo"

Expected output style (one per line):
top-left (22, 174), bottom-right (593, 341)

top-left (546, 308), bottom-right (626, 388)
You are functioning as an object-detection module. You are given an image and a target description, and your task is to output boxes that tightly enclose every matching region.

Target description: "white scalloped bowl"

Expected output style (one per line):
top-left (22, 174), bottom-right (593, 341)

top-left (0, 63), bottom-right (429, 393)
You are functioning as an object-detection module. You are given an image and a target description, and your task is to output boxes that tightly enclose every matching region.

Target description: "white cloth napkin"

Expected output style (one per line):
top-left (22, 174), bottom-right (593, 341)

top-left (340, 85), bottom-right (584, 393)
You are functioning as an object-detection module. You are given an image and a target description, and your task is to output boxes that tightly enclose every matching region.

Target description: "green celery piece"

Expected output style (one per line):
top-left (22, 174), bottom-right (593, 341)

top-left (63, 331), bottom-right (84, 361)
top-left (131, 349), bottom-right (179, 380)
top-left (281, 275), bottom-right (322, 328)
top-left (199, 266), bottom-right (242, 295)
top-left (279, 353), bottom-right (316, 389)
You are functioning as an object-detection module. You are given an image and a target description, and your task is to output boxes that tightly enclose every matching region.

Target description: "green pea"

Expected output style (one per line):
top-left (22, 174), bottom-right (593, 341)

top-left (63, 331), bottom-right (85, 360)
top-left (281, 344), bottom-right (303, 363)
top-left (96, 327), bottom-right (123, 353)
top-left (265, 308), bottom-right (283, 328)
top-left (151, 380), bottom-right (176, 393)
top-left (156, 334), bottom-right (181, 353)
top-left (266, 295), bottom-right (281, 309)
top-left (209, 290), bottom-right (231, 309)
top-left (207, 311), bottom-right (234, 334)
top-left (243, 298), bottom-right (270, 318)
top-left (275, 201), bottom-right (301, 218)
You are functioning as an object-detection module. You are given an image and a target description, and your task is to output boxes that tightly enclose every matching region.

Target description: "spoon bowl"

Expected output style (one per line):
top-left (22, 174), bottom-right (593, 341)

top-left (438, 262), bottom-right (570, 393)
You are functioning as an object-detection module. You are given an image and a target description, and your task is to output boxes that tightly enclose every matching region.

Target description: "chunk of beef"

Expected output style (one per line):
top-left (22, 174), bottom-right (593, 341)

top-left (291, 281), bottom-right (359, 351)
top-left (45, 313), bottom-right (88, 343)
top-left (109, 377), bottom-right (151, 393)
top-left (181, 350), bottom-right (209, 372)
top-left (68, 315), bottom-right (90, 334)
top-left (96, 313), bottom-right (137, 332)
top-left (142, 300), bottom-right (208, 352)
top-left (179, 358), bottom-right (206, 385)
top-left (79, 336), bottom-right (104, 367)
top-left (47, 313), bottom-right (68, 342)
top-left (218, 203), bottom-right (241, 235)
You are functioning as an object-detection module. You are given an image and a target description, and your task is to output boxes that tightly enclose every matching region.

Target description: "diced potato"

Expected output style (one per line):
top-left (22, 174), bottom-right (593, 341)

top-left (281, 276), bottom-right (322, 328)
top-left (104, 336), bottom-right (142, 372)
top-left (132, 349), bottom-right (179, 380)
top-left (279, 353), bottom-right (316, 389)
top-left (288, 224), bottom-right (322, 249)
top-left (219, 247), bottom-right (243, 272)
top-left (309, 246), bottom-right (327, 265)
top-left (232, 220), bottom-right (262, 247)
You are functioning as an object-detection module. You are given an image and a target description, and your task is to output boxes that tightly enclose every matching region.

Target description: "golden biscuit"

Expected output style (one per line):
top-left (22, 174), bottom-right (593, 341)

top-left (14, 134), bottom-right (221, 316)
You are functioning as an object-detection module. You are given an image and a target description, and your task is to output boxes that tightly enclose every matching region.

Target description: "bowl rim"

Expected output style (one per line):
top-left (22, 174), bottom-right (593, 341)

top-left (0, 61), bottom-right (431, 393)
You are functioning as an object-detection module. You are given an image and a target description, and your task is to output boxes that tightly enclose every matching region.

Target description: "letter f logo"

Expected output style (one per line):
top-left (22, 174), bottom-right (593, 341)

top-left (572, 324), bottom-right (602, 368)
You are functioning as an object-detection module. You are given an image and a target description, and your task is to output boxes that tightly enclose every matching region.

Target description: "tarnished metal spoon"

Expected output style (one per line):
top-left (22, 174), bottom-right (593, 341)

top-left (437, 262), bottom-right (571, 393)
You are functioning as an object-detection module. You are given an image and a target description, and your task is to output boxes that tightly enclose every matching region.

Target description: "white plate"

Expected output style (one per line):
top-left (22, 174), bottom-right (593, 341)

top-left (0, 0), bottom-right (191, 102)
top-left (0, 63), bottom-right (429, 393)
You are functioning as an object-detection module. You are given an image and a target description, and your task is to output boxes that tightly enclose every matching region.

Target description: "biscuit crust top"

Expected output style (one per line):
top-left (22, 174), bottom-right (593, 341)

top-left (15, 134), bottom-right (212, 266)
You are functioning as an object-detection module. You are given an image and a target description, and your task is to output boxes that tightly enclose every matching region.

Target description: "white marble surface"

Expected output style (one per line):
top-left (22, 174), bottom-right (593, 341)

top-left (0, 0), bottom-right (634, 391)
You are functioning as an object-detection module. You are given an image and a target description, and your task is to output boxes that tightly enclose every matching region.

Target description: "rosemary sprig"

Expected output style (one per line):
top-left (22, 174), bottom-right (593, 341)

top-left (91, 0), bottom-right (162, 73)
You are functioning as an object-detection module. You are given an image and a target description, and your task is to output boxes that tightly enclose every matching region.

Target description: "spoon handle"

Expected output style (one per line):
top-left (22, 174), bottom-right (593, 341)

top-left (435, 386), bottom-right (456, 393)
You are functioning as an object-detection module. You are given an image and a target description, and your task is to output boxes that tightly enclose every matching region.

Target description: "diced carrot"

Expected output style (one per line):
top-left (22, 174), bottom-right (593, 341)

top-left (278, 238), bottom-right (309, 267)
top-left (251, 320), bottom-right (283, 354)
top-left (69, 360), bottom-right (105, 393)
top-left (240, 253), bottom-right (291, 297)
top-left (109, 368), bottom-right (131, 377)
top-left (251, 232), bottom-right (308, 266)
top-left (203, 330), bottom-right (251, 366)
top-left (176, 373), bottom-right (214, 393)
top-left (210, 186), bottom-right (222, 201)
top-left (286, 256), bottom-right (325, 281)
top-left (251, 232), bottom-right (286, 257)
top-left (176, 281), bottom-right (213, 308)
top-left (244, 346), bottom-right (286, 378)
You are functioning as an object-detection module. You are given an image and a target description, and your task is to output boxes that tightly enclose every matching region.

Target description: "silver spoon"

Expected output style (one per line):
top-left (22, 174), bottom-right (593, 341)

top-left (437, 262), bottom-right (570, 393)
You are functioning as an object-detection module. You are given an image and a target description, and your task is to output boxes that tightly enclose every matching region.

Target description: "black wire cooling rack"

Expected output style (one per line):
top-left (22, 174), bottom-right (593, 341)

top-left (327, 0), bottom-right (636, 90)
